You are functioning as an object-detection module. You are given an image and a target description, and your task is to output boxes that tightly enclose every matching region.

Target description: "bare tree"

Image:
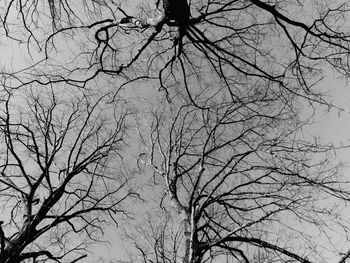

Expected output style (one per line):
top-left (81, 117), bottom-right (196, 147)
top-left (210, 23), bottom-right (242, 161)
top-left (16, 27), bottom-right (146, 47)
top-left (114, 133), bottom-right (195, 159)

top-left (122, 210), bottom-right (183, 263)
top-left (0, 86), bottom-right (136, 263)
top-left (133, 84), bottom-right (350, 263)
top-left (1, 0), bottom-right (350, 107)
top-left (1, 1), bottom-right (350, 263)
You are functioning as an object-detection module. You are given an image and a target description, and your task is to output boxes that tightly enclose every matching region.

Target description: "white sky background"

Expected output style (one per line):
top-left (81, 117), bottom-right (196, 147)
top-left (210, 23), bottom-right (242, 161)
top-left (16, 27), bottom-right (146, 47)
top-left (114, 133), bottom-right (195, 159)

top-left (309, 74), bottom-right (350, 163)
top-left (2, 0), bottom-right (350, 262)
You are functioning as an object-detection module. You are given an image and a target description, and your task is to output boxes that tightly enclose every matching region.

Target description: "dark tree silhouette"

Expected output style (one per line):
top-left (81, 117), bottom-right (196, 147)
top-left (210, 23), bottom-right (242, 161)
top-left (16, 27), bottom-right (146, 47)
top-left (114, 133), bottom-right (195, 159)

top-left (159, 0), bottom-right (191, 55)
top-left (1, 1), bottom-right (350, 263)
top-left (0, 87), bottom-right (136, 263)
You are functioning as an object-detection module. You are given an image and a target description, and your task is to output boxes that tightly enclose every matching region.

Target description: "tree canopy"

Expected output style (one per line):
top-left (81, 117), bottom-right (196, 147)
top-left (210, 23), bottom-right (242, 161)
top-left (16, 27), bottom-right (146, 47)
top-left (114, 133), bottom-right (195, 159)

top-left (1, 0), bottom-right (350, 263)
